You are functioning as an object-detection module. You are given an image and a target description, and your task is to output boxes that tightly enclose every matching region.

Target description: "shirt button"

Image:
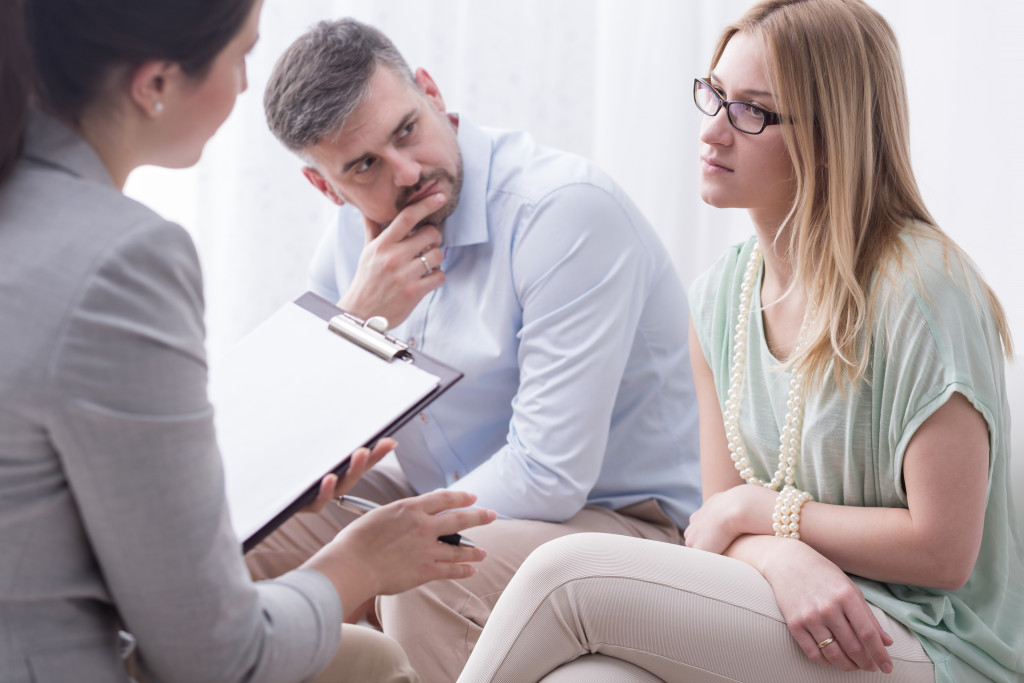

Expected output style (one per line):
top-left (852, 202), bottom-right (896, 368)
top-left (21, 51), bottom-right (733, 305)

top-left (453, 471), bottom-right (461, 481)
top-left (408, 337), bottom-right (416, 348)
top-left (419, 413), bottom-right (428, 424)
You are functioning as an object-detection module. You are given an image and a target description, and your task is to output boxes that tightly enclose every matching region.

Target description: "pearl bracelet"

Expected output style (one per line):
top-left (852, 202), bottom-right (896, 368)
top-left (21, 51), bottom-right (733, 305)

top-left (773, 485), bottom-right (813, 539)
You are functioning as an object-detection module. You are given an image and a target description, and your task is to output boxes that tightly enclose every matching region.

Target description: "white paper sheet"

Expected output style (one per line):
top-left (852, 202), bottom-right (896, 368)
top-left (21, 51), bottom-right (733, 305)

top-left (209, 301), bottom-right (440, 544)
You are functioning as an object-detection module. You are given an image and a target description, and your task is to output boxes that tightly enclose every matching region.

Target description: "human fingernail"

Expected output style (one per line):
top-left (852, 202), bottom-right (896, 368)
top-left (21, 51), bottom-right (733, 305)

top-left (433, 193), bottom-right (446, 204)
top-left (882, 663), bottom-right (892, 674)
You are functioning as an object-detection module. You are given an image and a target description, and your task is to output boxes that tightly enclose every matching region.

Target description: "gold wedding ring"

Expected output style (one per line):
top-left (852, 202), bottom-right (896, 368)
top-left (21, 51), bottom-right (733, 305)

top-left (419, 254), bottom-right (432, 275)
top-left (817, 636), bottom-right (835, 649)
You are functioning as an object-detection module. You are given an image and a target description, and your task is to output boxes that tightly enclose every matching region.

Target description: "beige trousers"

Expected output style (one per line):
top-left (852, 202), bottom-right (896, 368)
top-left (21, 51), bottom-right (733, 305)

top-left (126, 625), bottom-right (416, 682)
top-left (246, 457), bottom-right (682, 682)
top-left (458, 533), bottom-right (936, 683)
top-left (313, 625), bottom-right (418, 683)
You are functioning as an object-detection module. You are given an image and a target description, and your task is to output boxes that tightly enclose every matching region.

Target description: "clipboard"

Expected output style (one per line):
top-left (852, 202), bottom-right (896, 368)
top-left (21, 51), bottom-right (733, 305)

top-left (210, 292), bottom-right (462, 552)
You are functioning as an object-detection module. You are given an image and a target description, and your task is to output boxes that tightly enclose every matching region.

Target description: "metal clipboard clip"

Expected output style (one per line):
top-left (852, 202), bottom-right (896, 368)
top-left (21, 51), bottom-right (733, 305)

top-left (328, 313), bottom-right (413, 362)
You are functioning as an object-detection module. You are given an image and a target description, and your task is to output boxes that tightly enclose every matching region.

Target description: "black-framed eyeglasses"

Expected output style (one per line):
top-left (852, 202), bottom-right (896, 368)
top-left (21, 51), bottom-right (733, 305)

top-left (693, 78), bottom-right (782, 135)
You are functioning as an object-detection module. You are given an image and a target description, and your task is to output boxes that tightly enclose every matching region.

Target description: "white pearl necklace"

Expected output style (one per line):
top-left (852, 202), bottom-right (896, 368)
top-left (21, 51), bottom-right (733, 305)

top-left (723, 244), bottom-right (807, 491)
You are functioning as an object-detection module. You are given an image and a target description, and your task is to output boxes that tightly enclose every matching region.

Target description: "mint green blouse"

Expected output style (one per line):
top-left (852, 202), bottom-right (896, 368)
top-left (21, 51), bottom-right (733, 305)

top-left (689, 233), bottom-right (1024, 682)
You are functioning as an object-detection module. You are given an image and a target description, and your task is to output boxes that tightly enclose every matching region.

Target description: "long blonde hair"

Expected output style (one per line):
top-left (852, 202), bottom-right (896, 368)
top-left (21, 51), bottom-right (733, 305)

top-left (711, 0), bottom-right (1013, 389)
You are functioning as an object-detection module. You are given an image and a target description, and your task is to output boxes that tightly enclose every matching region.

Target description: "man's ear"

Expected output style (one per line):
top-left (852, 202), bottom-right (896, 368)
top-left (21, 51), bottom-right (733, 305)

top-left (129, 61), bottom-right (178, 117)
top-left (414, 67), bottom-right (446, 114)
top-left (302, 166), bottom-right (346, 206)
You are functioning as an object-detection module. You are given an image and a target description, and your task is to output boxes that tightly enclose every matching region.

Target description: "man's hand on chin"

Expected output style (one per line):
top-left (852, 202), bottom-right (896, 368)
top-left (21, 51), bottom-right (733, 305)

top-left (339, 192), bottom-right (447, 326)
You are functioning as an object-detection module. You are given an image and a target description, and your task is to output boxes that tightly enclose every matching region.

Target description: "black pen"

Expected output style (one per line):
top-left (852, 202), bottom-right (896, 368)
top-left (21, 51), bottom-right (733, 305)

top-left (335, 494), bottom-right (477, 548)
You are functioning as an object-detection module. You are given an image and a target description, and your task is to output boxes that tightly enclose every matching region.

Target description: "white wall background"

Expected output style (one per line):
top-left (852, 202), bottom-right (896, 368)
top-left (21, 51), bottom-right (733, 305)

top-left (127, 0), bottom-right (1024, 519)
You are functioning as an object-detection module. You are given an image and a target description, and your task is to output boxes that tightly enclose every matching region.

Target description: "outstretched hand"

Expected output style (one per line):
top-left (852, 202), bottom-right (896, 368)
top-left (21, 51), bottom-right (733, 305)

top-left (303, 489), bottom-right (496, 620)
top-left (338, 192), bottom-right (447, 326)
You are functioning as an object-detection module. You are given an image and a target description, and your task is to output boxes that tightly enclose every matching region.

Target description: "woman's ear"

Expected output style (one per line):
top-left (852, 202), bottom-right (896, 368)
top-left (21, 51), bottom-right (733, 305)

top-left (129, 61), bottom-right (179, 117)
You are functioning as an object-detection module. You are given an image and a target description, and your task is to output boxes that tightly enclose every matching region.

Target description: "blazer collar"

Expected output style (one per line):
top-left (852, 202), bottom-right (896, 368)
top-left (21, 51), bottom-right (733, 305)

top-left (22, 110), bottom-right (116, 188)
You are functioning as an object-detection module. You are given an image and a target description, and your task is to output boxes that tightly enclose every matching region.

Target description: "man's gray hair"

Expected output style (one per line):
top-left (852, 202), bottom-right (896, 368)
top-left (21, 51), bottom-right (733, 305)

top-left (264, 18), bottom-right (416, 153)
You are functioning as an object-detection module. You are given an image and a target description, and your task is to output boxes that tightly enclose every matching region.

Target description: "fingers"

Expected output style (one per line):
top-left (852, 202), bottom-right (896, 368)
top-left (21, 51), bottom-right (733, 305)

top-left (433, 538), bottom-right (488, 564)
top-left (410, 559), bottom-right (480, 587)
top-left (839, 606), bottom-right (893, 673)
top-left (331, 448), bottom-right (371, 499)
top-left (398, 230), bottom-right (443, 283)
top-left (346, 438), bottom-right (395, 479)
top-left (827, 602), bottom-right (892, 673)
top-left (435, 508), bottom-right (498, 541)
top-left (363, 214), bottom-right (385, 244)
top-left (387, 490), bottom-right (495, 550)
top-left (406, 224), bottom-right (442, 254)
top-left (405, 491), bottom-right (496, 540)
top-left (331, 438), bottom-right (395, 498)
top-left (417, 544), bottom-right (487, 585)
top-left (416, 245), bottom-right (444, 277)
top-left (346, 193), bottom-right (446, 325)
top-left (371, 193), bottom-right (448, 245)
top-left (302, 473), bottom-right (339, 514)
top-left (811, 627), bottom-right (859, 672)
top-left (347, 447), bottom-right (372, 477)
top-left (797, 611), bottom-right (893, 674)
top-left (367, 437), bottom-right (396, 466)
top-left (416, 489), bottom-right (479, 515)
top-left (440, 563), bottom-right (479, 580)
top-left (412, 265), bottom-right (445, 292)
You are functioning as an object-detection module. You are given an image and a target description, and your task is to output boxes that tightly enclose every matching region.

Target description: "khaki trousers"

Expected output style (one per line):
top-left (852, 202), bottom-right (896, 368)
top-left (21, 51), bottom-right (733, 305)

top-left (313, 625), bottom-right (418, 683)
top-left (246, 456), bottom-right (682, 682)
top-left (458, 533), bottom-right (936, 683)
top-left (125, 625), bottom-right (416, 682)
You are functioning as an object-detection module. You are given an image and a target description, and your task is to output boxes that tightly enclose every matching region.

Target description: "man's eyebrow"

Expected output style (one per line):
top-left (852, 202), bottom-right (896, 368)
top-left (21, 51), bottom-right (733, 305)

top-left (708, 70), bottom-right (775, 100)
top-left (340, 109), bottom-right (418, 174)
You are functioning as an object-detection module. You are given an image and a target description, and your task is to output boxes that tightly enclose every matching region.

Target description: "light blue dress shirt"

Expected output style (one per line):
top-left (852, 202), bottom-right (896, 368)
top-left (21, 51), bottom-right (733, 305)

top-left (309, 117), bottom-right (700, 527)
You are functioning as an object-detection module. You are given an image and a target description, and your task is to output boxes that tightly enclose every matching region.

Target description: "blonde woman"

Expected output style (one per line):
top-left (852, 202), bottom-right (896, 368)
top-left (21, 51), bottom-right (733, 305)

top-left (456, 0), bottom-right (1023, 681)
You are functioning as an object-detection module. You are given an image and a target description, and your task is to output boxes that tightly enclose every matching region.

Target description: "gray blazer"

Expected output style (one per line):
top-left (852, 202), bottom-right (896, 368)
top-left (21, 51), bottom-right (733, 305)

top-left (0, 113), bottom-right (341, 682)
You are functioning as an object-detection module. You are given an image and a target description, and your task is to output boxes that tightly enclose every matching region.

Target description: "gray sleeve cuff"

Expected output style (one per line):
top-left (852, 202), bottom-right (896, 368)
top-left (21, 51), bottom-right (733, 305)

top-left (249, 569), bottom-right (343, 682)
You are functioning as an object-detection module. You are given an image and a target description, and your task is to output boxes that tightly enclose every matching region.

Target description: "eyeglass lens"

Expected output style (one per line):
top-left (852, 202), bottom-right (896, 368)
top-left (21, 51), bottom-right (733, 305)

top-left (694, 80), bottom-right (770, 135)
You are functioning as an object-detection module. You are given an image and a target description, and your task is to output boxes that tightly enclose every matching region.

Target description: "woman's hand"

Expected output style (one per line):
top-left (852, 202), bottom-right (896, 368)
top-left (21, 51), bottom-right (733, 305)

top-left (684, 484), bottom-right (776, 554)
top-left (304, 489), bottom-right (496, 620)
top-left (300, 438), bottom-right (396, 514)
top-left (764, 540), bottom-right (894, 673)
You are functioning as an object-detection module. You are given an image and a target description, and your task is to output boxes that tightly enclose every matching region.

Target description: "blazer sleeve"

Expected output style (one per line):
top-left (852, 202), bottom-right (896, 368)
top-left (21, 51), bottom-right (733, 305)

top-left (45, 218), bottom-right (341, 682)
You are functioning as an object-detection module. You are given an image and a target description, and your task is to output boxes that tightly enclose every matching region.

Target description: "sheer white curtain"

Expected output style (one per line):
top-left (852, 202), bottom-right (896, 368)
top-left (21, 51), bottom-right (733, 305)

top-left (126, 0), bottom-right (1024, 465)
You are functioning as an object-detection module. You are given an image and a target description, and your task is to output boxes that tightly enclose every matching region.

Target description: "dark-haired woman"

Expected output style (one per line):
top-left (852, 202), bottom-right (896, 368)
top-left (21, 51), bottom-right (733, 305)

top-left (0, 1), bottom-right (493, 680)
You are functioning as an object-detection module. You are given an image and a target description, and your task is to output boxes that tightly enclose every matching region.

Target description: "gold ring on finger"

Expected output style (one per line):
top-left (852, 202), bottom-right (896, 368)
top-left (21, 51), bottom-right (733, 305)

top-left (817, 636), bottom-right (835, 649)
top-left (419, 254), bottom-right (432, 275)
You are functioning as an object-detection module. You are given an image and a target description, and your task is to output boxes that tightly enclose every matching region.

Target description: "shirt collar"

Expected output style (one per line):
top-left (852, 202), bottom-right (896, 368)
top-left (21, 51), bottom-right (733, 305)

top-left (22, 109), bottom-right (115, 187)
top-left (442, 114), bottom-right (490, 248)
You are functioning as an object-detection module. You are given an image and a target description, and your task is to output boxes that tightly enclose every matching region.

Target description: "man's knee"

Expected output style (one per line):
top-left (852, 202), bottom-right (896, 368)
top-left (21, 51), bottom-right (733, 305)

top-left (378, 575), bottom-right (490, 628)
top-left (312, 625), bottom-right (419, 683)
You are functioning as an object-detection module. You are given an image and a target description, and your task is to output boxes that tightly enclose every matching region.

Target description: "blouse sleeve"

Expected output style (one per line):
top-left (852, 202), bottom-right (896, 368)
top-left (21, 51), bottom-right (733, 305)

top-left (870, 237), bottom-right (1006, 501)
